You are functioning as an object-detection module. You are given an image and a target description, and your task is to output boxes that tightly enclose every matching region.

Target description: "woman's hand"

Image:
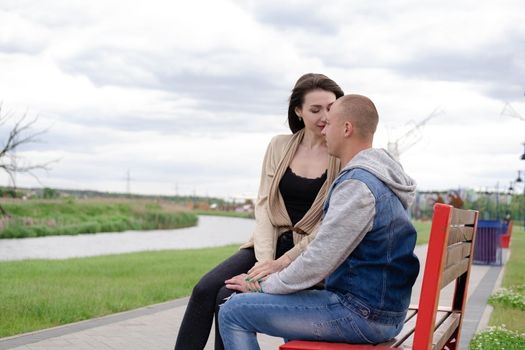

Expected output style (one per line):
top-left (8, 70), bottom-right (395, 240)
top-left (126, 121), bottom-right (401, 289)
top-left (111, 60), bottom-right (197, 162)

top-left (225, 273), bottom-right (262, 293)
top-left (246, 255), bottom-right (292, 283)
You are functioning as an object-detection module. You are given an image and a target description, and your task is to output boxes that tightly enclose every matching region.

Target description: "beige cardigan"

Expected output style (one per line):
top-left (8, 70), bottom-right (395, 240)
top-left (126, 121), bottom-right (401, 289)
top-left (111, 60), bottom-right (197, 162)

top-left (240, 130), bottom-right (340, 262)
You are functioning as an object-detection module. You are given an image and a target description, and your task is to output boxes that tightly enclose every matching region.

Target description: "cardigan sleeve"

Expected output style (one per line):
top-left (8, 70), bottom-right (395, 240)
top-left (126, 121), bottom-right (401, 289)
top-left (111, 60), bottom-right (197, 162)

top-left (252, 136), bottom-right (280, 262)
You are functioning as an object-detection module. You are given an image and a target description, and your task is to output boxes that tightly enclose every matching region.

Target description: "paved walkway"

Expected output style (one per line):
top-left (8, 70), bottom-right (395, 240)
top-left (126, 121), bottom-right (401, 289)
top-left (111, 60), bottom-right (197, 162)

top-left (0, 245), bottom-right (508, 350)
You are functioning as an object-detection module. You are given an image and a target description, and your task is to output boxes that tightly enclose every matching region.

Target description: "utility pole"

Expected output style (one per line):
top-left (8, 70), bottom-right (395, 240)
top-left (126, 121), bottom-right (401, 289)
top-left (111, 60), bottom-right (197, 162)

top-left (125, 169), bottom-right (132, 196)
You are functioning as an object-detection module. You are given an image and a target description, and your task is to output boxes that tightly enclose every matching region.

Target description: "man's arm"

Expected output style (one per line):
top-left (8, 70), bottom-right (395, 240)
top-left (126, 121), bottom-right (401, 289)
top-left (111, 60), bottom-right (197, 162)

top-left (261, 179), bottom-right (375, 294)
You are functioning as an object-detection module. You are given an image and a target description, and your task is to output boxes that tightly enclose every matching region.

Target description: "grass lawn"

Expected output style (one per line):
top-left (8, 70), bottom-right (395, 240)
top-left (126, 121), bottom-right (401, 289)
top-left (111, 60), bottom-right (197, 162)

top-left (0, 218), bottom-right (431, 338)
top-left (193, 209), bottom-right (254, 219)
top-left (0, 245), bottom-right (239, 338)
top-left (469, 224), bottom-right (525, 349)
top-left (488, 224), bottom-right (525, 332)
top-left (413, 219), bottom-right (432, 245)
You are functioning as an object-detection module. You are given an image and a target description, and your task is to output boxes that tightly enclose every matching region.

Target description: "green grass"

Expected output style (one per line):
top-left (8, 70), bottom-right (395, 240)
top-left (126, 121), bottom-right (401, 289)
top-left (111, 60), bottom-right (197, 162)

top-left (193, 209), bottom-right (255, 219)
top-left (488, 226), bottom-right (525, 332)
top-left (469, 225), bottom-right (525, 348)
top-left (469, 326), bottom-right (525, 350)
top-left (0, 213), bottom-right (432, 338)
top-left (0, 199), bottom-right (197, 238)
top-left (0, 245), bottom-right (239, 337)
top-left (413, 220), bottom-right (432, 245)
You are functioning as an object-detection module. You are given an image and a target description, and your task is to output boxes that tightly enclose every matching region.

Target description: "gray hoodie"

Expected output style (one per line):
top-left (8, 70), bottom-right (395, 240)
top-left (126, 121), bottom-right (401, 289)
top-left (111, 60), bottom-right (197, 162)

top-left (262, 148), bottom-right (416, 294)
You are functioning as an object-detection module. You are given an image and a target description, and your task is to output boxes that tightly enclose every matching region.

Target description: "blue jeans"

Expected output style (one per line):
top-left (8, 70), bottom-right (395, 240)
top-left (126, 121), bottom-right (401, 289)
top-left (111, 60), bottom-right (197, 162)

top-left (218, 290), bottom-right (402, 350)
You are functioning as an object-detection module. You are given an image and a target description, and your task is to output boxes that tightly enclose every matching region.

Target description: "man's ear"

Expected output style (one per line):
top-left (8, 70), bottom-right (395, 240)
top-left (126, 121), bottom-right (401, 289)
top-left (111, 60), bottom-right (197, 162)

top-left (343, 121), bottom-right (353, 137)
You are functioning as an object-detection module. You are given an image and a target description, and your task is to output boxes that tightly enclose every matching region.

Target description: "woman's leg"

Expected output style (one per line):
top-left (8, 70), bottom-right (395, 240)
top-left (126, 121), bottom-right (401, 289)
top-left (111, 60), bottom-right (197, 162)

top-left (174, 248), bottom-right (256, 350)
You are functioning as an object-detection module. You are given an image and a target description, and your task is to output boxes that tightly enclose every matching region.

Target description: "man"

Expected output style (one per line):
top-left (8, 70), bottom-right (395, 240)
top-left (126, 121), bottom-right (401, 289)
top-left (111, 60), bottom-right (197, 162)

top-left (219, 94), bottom-right (420, 349)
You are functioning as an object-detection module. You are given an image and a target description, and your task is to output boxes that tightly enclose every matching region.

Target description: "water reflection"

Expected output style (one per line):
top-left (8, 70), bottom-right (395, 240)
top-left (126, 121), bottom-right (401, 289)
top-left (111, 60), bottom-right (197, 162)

top-left (0, 216), bottom-right (255, 261)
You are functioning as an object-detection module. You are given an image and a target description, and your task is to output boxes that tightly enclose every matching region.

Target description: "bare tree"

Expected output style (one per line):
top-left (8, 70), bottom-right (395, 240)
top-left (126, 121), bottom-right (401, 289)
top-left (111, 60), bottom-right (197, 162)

top-left (0, 105), bottom-right (54, 216)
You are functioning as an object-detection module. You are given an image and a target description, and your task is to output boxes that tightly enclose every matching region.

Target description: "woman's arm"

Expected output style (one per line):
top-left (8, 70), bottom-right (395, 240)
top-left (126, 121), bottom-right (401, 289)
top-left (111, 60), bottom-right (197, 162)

top-left (252, 136), bottom-right (280, 262)
top-left (245, 254), bottom-right (292, 283)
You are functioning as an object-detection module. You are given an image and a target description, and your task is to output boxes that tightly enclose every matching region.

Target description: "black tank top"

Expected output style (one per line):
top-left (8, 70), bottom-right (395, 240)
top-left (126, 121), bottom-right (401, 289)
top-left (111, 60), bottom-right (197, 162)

top-left (279, 167), bottom-right (328, 226)
top-left (274, 167), bottom-right (327, 258)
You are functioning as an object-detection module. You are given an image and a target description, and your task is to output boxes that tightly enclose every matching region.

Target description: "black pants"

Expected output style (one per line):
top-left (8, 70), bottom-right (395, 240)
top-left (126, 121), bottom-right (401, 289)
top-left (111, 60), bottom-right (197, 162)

top-left (174, 233), bottom-right (294, 350)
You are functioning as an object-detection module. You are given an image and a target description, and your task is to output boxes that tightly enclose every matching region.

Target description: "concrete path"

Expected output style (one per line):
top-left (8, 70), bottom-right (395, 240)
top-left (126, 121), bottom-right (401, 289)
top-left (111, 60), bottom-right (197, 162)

top-left (0, 245), bottom-right (507, 350)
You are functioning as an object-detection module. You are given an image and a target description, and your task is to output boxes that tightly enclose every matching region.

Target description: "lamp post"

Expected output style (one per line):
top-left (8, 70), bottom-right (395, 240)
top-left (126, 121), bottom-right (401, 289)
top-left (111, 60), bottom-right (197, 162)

top-left (516, 142), bottom-right (525, 229)
top-left (517, 169), bottom-right (524, 228)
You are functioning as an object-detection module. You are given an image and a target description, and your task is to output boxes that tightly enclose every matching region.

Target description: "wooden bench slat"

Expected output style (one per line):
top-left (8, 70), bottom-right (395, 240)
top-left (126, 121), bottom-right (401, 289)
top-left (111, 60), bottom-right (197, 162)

top-left (399, 310), bottom-right (450, 348)
top-left (441, 258), bottom-right (469, 289)
top-left (445, 242), bottom-right (472, 268)
top-left (450, 209), bottom-right (477, 226)
top-left (447, 226), bottom-right (474, 245)
top-left (406, 307), bottom-right (418, 318)
top-left (432, 312), bottom-right (461, 350)
top-left (378, 309), bottom-right (418, 347)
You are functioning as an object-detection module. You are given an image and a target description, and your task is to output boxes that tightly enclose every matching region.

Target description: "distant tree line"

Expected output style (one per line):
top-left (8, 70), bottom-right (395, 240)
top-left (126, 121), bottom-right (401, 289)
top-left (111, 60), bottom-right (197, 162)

top-left (410, 191), bottom-right (524, 223)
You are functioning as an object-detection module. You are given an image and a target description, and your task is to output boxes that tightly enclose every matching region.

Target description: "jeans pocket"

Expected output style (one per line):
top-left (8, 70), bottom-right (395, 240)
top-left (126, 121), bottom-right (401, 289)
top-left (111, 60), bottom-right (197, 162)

top-left (351, 317), bottom-right (402, 344)
top-left (313, 318), bottom-right (344, 342)
top-left (313, 315), bottom-right (374, 344)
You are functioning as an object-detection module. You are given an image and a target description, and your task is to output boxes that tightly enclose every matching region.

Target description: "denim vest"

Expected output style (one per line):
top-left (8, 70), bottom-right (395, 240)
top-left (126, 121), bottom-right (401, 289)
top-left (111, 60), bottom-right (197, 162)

top-left (323, 168), bottom-right (420, 325)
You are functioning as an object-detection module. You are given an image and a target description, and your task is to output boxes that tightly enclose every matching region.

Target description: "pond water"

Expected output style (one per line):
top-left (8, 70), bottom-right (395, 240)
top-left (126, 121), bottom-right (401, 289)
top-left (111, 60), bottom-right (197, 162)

top-left (0, 216), bottom-right (255, 261)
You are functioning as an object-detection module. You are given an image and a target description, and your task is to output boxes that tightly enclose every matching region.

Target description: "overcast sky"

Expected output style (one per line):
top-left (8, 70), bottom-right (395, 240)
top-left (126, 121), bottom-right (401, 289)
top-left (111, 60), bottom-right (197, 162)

top-left (0, 0), bottom-right (524, 198)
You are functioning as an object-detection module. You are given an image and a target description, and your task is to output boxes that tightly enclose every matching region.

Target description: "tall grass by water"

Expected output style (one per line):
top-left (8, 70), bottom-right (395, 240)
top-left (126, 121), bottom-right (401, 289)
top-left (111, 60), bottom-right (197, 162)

top-left (0, 198), bottom-right (197, 238)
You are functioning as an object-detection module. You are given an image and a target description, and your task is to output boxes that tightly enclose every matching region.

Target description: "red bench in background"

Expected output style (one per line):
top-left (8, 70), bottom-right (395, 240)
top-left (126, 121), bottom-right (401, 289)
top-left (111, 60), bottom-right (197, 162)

top-left (500, 221), bottom-right (512, 248)
top-left (280, 203), bottom-right (479, 350)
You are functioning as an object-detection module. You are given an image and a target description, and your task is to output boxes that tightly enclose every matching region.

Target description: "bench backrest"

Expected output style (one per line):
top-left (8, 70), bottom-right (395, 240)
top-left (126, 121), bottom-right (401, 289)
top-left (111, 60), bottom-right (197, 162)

top-left (412, 203), bottom-right (479, 350)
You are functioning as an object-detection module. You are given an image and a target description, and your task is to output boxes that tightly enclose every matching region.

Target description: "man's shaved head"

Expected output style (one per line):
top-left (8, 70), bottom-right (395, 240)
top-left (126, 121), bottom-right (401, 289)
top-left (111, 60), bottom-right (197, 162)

top-left (333, 94), bottom-right (378, 140)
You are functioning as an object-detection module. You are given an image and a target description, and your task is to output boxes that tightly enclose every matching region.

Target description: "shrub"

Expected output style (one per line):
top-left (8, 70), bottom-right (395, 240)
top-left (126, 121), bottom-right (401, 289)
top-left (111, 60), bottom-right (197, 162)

top-left (469, 326), bottom-right (525, 350)
top-left (489, 286), bottom-right (525, 311)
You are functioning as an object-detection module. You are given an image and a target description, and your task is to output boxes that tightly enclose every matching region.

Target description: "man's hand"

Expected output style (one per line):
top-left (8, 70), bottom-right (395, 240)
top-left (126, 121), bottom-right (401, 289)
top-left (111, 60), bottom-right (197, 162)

top-left (225, 273), bottom-right (262, 293)
top-left (245, 255), bottom-right (292, 283)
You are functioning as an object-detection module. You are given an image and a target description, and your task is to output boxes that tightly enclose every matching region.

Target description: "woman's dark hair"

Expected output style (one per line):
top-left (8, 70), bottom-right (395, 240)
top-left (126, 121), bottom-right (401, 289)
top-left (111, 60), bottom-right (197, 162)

top-left (288, 73), bottom-right (344, 133)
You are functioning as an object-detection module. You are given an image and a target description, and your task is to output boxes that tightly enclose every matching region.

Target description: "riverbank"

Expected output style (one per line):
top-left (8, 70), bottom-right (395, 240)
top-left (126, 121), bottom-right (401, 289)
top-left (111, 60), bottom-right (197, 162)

top-left (0, 198), bottom-right (197, 239)
top-left (0, 215), bottom-right (255, 261)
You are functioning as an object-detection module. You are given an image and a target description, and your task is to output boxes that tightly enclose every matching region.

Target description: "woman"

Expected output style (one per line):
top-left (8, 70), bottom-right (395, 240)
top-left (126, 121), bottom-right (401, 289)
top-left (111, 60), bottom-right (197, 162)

top-left (174, 73), bottom-right (344, 350)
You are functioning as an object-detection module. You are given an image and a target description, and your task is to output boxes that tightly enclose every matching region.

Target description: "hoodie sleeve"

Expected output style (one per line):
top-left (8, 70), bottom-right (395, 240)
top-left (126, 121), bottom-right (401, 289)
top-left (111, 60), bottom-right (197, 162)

top-left (261, 179), bottom-right (376, 294)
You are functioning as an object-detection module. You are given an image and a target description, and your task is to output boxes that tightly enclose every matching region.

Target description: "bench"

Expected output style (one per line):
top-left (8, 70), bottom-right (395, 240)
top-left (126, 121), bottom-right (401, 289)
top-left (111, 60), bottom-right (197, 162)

top-left (280, 203), bottom-right (479, 350)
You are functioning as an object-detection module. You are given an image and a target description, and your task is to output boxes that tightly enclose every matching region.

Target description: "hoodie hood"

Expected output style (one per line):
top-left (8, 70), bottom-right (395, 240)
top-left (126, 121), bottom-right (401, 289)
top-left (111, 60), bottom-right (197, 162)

top-left (341, 148), bottom-right (417, 208)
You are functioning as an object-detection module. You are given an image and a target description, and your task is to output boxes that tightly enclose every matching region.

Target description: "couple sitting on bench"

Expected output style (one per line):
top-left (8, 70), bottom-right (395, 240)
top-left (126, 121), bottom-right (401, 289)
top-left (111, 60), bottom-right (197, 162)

top-left (219, 93), bottom-right (420, 349)
top-left (175, 73), bottom-right (431, 350)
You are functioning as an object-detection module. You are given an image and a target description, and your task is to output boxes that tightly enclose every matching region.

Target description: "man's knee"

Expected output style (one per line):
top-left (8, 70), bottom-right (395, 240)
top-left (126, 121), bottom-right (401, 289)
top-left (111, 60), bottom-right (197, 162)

top-left (219, 293), bottom-right (248, 321)
top-left (218, 295), bottom-right (236, 328)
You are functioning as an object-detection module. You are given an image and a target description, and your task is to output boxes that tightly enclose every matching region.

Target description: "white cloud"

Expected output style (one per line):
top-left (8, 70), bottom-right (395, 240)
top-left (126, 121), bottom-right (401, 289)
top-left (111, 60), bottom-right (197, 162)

top-left (0, 0), bottom-right (524, 197)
